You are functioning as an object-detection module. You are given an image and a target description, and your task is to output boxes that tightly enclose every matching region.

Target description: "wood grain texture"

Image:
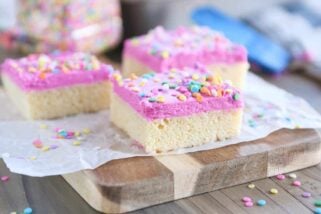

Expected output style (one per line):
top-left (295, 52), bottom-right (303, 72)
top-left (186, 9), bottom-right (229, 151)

top-left (63, 128), bottom-right (321, 213)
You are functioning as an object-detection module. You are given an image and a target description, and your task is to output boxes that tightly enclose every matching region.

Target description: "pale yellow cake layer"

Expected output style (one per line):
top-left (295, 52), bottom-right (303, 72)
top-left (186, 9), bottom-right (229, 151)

top-left (2, 74), bottom-right (111, 120)
top-left (122, 55), bottom-right (249, 89)
top-left (111, 92), bottom-right (243, 153)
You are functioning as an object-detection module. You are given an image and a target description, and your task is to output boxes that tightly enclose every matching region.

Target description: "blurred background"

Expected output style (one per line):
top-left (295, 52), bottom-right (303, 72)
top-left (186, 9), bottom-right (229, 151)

top-left (0, 0), bottom-right (320, 78)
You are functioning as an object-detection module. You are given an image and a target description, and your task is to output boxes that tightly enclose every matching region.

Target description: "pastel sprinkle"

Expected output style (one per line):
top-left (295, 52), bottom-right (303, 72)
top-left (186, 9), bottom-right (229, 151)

top-left (242, 196), bottom-right (252, 202)
top-left (42, 146), bottom-right (50, 152)
top-left (288, 173), bottom-right (297, 179)
top-left (270, 188), bottom-right (278, 194)
top-left (248, 183), bottom-right (255, 189)
top-left (39, 124), bottom-right (48, 129)
top-left (30, 156), bottom-right (37, 160)
top-left (1, 176), bottom-right (9, 182)
top-left (10, 212), bottom-right (17, 214)
top-left (314, 200), bottom-right (321, 207)
top-left (233, 93), bottom-right (240, 101)
top-left (73, 141), bottom-right (81, 146)
top-left (157, 96), bottom-right (165, 103)
top-left (276, 174), bottom-right (286, 180)
top-left (32, 139), bottom-right (43, 149)
top-left (257, 199), bottom-right (266, 206)
top-left (315, 208), bottom-right (321, 214)
top-left (177, 94), bottom-right (187, 101)
top-left (161, 51), bottom-right (170, 59)
top-left (244, 201), bottom-right (254, 207)
top-left (23, 207), bottom-right (33, 214)
top-left (50, 145), bottom-right (59, 150)
top-left (82, 128), bottom-right (91, 135)
top-left (292, 180), bottom-right (301, 187)
top-left (301, 192), bottom-right (311, 198)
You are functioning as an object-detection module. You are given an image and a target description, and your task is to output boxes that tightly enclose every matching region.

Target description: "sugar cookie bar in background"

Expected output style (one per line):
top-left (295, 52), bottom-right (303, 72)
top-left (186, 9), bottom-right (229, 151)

top-left (122, 26), bottom-right (249, 89)
top-left (111, 67), bottom-right (243, 153)
top-left (1, 52), bottom-right (117, 119)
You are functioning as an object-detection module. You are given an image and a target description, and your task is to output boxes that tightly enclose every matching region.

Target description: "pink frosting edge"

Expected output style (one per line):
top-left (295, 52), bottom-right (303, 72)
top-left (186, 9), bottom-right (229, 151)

top-left (113, 82), bottom-right (243, 121)
top-left (123, 39), bottom-right (248, 72)
top-left (1, 59), bottom-right (115, 91)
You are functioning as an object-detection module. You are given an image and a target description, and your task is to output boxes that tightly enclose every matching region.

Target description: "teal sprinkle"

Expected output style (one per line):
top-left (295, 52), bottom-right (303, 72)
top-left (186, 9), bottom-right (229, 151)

top-left (315, 208), bottom-right (321, 214)
top-left (148, 97), bottom-right (156, 102)
top-left (142, 73), bottom-right (155, 79)
top-left (248, 120), bottom-right (256, 128)
top-left (233, 93), bottom-right (240, 101)
top-left (189, 84), bottom-right (201, 93)
top-left (24, 207), bottom-right (33, 214)
top-left (169, 84), bottom-right (177, 89)
top-left (161, 81), bottom-right (168, 85)
top-left (257, 199), bottom-right (266, 206)
top-left (139, 92), bottom-right (146, 97)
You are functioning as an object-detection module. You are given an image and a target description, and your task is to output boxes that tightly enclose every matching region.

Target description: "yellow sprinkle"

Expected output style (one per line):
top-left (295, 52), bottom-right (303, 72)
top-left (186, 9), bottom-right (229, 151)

top-left (157, 96), bottom-right (165, 103)
top-left (295, 125), bottom-right (301, 129)
top-left (161, 51), bottom-right (170, 59)
top-left (30, 156), bottom-right (37, 160)
top-left (75, 131), bottom-right (80, 137)
top-left (39, 124), bottom-right (48, 129)
top-left (10, 212), bottom-right (17, 214)
top-left (192, 74), bottom-right (199, 80)
top-left (168, 73), bottom-right (175, 79)
top-left (42, 146), bottom-right (50, 152)
top-left (92, 58), bottom-right (101, 70)
top-left (82, 128), bottom-right (91, 135)
top-left (248, 183), bottom-right (255, 189)
top-left (177, 94), bottom-right (187, 101)
top-left (131, 39), bottom-right (139, 46)
top-left (139, 82), bottom-right (146, 87)
top-left (212, 74), bottom-right (223, 85)
top-left (73, 141), bottom-right (81, 146)
top-left (270, 188), bottom-right (278, 194)
top-left (113, 73), bottom-right (122, 81)
top-left (170, 68), bottom-right (177, 73)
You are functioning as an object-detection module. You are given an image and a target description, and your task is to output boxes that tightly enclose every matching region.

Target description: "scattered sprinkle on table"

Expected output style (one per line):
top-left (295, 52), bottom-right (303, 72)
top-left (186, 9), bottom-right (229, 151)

top-left (39, 123), bottom-right (48, 129)
top-left (315, 208), bottom-right (321, 214)
top-left (242, 196), bottom-right (252, 202)
top-left (42, 146), bottom-right (50, 152)
top-left (30, 156), bottom-right (37, 160)
top-left (82, 128), bottom-right (91, 135)
top-left (10, 212), bottom-right (17, 214)
top-left (1, 175), bottom-right (9, 182)
top-left (244, 201), bottom-right (254, 207)
top-left (32, 139), bottom-right (43, 149)
top-left (302, 192), bottom-right (311, 198)
top-left (23, 207), bottom-right (32, 214)
top-left (270, 188), bottom-right (278, 194)
top-left (276, 174), bottom-right (285, 180)
top-left (292, 180), bottom-right (301, 187)
top-left (73, 141), bottom-right (81, 146)
top-left (315, 200), bottom-right (321, 207)
top-left (248, 183), bottom-right (255, 189)
top-left (288, 173), bottom-right (297, 179)
top-left (257, 199), bottom-right (266, 206)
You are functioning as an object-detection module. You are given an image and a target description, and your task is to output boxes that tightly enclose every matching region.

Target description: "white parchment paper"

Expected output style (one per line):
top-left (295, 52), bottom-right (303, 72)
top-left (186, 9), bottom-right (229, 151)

top-left (1, 73), bottom-right (321, 177)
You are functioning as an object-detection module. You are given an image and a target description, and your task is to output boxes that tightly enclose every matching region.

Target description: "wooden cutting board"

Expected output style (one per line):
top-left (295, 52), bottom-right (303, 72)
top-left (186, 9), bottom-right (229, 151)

top-left (63, 128), bottom-right (321, 213)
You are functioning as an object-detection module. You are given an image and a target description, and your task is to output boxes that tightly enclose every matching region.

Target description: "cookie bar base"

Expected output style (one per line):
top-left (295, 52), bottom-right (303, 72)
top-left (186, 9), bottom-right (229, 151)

top-left (2, 74), bottom-right (111, 120)
top-left (111, 92), bottom-right (243, 153)
top-left (122, 55), bottom-right (249, 89)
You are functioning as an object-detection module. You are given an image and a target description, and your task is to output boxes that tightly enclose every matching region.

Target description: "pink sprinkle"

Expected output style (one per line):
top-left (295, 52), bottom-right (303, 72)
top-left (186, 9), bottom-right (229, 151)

top-left (244, 201), bottom-right (254, 207)
top-left (276, 174), bottom-right (286, 180)
top-left (1, 176), bottom-right (9, 182)
top-left (302, 192), bottom-right (311, 198)
top-left (292, 180), bottom-right (301, 187)
top-left (242, 196), bottom-right (252, 202)
top-left (32, 139), bottom-right (43, 149)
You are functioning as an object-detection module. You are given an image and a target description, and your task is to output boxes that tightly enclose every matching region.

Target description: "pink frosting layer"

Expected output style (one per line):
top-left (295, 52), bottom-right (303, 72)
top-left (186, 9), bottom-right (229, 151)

top-left (124, 26), bottom-right (248, 72)
top-left (1, 52), bottom-right (116, 91)
top-left (113, 67), bottom-right (243, 121)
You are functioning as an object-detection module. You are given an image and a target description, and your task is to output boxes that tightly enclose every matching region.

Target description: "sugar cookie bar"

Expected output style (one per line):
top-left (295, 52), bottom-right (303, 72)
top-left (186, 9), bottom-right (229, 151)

top-left (111, 67), bottom-right (243, 152)
top-left (123, 26), bottom-right (249, 89)
top-left (1, 52), bottom-right (116, 119)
